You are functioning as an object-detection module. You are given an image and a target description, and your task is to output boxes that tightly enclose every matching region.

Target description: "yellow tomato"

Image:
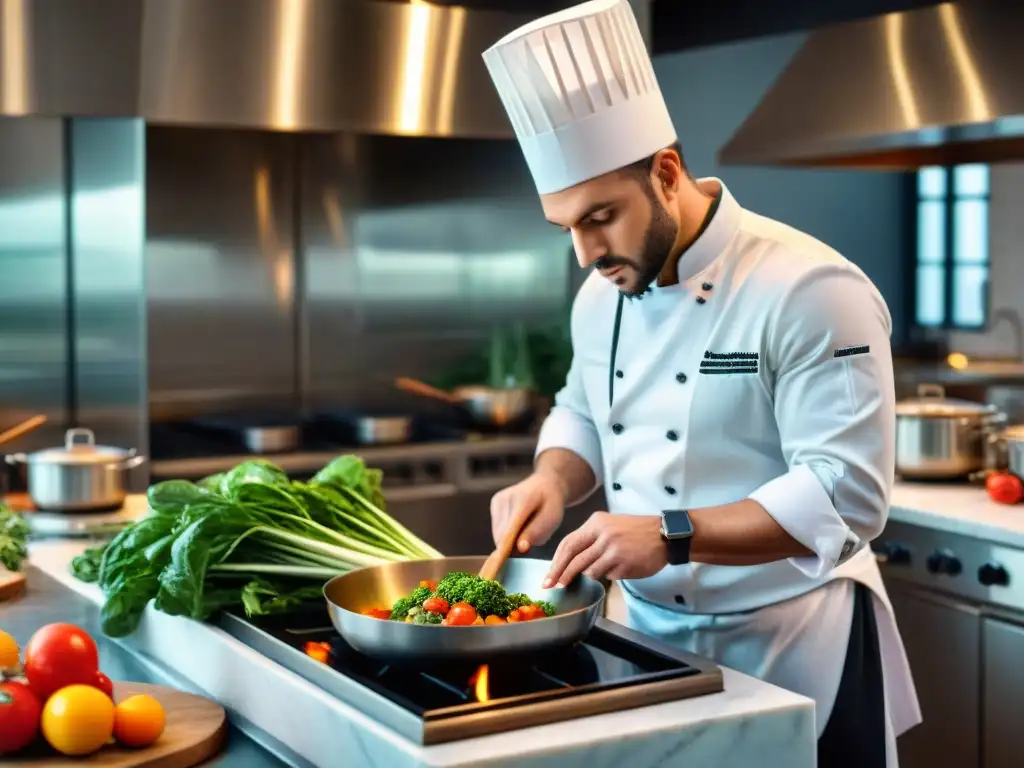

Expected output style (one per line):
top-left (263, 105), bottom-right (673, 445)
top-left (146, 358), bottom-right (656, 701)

top-left (41, 684), bottom-right (115, 756)
top-left (0, 629), bottom-right (19, 670)
top-left (113, 694), bottom-right (166, 748)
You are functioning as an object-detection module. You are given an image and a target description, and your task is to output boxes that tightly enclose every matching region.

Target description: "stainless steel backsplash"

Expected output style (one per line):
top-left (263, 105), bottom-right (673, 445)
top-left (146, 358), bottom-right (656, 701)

top-left (144, 126), bottom-right (575, 420)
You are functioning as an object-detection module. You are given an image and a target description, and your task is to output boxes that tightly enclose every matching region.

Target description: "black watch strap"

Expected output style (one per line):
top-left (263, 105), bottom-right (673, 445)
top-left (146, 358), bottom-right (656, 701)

top-left (661, 509), bottom-right (694, 566)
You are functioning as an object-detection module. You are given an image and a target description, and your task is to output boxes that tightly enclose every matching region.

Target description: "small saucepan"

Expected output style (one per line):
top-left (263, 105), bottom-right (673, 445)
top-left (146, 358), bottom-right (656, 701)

top-left (394, 377), bottom-right (535, 430)
top-left (5, 428), bottom-right (147, 512)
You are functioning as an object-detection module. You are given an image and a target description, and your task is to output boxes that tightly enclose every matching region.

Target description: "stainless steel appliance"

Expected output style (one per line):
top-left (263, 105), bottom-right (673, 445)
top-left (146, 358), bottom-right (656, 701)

top-left (874, 520), bottom-right (1024, 768)
top-left (719, 0), bottom-right (1024, 169)
top-left (219, 609), bottom-right (723, 745)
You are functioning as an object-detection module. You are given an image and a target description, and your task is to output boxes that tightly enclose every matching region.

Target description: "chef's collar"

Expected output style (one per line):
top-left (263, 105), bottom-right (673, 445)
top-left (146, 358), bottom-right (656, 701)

top-left (656, 178), bottom-right (741, 289)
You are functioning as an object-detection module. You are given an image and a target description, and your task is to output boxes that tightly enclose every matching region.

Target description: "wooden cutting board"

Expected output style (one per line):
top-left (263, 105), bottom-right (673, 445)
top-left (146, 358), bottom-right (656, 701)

top-left (8, 682), bottom-right (228, 768)
top-left (0, 569), bottom-right (26, 602)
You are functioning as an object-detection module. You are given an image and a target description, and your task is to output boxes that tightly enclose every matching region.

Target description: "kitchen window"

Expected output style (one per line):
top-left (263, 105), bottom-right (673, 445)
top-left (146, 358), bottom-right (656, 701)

top-left (914, 164), bottom-right (990, 329)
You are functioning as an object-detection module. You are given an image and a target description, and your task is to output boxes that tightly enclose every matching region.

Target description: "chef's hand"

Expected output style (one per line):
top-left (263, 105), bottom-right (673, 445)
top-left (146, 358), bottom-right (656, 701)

top-left (490, 470), bottom-right (566, 554)
top-left (543, 512), bottom-right (667, 588)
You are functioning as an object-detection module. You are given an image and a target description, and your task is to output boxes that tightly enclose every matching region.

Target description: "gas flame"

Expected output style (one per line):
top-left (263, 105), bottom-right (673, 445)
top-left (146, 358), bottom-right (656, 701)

top-left (303, 641), bottom-right (331, 665)
top-left (469, 664), bottom-right (490, 702)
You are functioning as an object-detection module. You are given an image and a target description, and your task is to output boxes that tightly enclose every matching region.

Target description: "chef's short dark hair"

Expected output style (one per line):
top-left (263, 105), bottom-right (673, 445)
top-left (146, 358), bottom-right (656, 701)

top-left (621, 140), bottom-right (688, 189)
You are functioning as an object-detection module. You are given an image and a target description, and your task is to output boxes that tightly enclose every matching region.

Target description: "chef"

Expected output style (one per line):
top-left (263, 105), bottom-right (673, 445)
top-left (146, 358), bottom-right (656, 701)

top-left (482, 1), bottom-right (921, 765)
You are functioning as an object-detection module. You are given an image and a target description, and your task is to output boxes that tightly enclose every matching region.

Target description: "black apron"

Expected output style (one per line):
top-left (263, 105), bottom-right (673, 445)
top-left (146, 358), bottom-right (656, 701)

top-left (604, 194), bottom-right (889, 765)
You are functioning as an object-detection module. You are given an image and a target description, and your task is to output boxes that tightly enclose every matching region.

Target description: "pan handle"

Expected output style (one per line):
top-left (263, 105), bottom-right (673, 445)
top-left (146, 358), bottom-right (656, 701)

top-left (394, 377), bottom-right (463, 406)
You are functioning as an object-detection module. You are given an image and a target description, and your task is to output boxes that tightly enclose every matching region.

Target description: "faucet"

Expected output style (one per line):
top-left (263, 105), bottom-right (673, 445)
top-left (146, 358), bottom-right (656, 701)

top-left (990, 308), bottom-right (1024, 361)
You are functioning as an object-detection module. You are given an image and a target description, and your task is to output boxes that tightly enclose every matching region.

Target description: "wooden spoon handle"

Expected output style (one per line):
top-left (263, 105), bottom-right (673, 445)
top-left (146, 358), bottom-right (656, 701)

top-left (479, 500), bottom-right (538, 582)
top-left (0, 415), bottom-right (46, 446)
top-left (394, 377), bottom-right (463, 406)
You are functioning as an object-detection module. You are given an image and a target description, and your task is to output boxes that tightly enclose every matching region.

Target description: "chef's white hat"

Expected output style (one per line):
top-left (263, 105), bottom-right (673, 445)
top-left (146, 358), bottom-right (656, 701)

top-left (482, 0), bottom-right (677, 195)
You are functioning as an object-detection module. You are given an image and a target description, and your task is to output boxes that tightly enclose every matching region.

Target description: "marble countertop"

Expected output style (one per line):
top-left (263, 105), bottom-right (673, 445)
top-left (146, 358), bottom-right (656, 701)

top-left (890, 481), bottom-right (1024, 546)
top-left (24, 540), bottom-right (816, 768)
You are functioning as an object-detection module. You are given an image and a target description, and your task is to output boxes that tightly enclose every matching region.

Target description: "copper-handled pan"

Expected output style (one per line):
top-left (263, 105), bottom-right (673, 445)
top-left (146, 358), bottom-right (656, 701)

top-left (394, 377), bottom-right (534, 430)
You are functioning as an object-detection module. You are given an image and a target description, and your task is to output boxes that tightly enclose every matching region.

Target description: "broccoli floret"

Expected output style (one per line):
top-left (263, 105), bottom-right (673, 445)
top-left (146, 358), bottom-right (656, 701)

top-left (534, 600), bottom-right (556, 617)
top-left (506, 592), bottom-right (533, 610)
top-left (434, 572), bottom-right (476, 604)
top-left (463, 579), bottom-right (511, 617)
top-left (414, 610), bottom-right (444, 625)
top-left (390, 585), bottom-right (432, 620)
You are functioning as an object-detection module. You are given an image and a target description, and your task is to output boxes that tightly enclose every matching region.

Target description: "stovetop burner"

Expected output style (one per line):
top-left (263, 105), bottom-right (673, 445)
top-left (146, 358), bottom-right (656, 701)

top-left (219, 608), bottom-right (724, 744)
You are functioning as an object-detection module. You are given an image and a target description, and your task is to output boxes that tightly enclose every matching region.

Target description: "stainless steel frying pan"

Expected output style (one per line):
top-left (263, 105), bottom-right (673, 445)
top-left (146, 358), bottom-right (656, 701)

top-left (323, 556), bottom-right (605, 663)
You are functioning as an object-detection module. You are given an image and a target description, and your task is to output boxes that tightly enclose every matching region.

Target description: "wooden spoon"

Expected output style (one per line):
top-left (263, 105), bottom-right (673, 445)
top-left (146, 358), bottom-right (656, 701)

top-left (478, 500), bottom-right (538, 582)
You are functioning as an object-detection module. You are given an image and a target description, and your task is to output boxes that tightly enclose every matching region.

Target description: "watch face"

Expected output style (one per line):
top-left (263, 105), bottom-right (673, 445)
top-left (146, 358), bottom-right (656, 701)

top-left (661, 510), bottom-right (693, 539)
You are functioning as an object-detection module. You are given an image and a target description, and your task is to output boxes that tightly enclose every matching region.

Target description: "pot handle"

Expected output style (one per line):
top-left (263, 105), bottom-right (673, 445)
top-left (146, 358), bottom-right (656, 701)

top-left (119, 455), bottom-right (147, 471)
top-left (65, 428), bottom-right (96, 449)
top-left (4, 453), bottom-right (27, 465)
top-left (917, 383), bottom-right (946, 399)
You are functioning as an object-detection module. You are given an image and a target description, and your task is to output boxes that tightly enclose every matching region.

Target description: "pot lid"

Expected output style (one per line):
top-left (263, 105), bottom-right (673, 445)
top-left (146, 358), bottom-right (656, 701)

top-left (28, 428), bottom-right (133, 465)
top-left (896, 384), bottom-right (995, 418)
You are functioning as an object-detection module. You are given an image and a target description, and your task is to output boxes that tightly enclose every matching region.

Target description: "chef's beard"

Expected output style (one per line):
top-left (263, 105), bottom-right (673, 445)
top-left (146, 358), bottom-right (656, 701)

top-left (594, 196), bottom-right (679, 297)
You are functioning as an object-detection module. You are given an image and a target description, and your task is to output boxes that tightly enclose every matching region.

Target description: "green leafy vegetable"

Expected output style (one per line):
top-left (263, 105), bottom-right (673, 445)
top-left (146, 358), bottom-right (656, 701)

top-left (0, 504), bottom-right (30, 572)
top-left (71, 454), bottom-right (443, 638)
top-left (390, 585), bottom-right (431, 621)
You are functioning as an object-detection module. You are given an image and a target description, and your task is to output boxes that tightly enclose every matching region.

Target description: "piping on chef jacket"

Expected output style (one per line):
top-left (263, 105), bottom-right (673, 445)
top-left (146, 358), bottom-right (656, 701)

top-left (536, 179), bottom-right (922, 744)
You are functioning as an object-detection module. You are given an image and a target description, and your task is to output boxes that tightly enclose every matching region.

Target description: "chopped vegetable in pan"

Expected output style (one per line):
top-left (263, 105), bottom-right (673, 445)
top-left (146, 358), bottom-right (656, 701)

top-left (360, 572), bottom-right (556, 625)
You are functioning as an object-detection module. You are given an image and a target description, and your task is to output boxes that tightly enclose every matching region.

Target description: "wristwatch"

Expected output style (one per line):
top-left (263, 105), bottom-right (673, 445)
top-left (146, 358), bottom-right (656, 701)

top-left (660, 509), bottom-right (694, 566)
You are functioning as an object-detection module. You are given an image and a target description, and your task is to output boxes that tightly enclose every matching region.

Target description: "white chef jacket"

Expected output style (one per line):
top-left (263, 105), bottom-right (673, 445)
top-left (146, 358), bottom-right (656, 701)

top-left (535, 179), bottom-right (921, 759)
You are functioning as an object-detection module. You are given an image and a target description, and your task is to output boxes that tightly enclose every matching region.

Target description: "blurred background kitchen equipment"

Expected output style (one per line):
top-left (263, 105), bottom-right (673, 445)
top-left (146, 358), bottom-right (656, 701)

top-left (895, 384), bottom-right (1007, 480)
top-left (0, 414), bottom-right (47, 447)
top-left (184, 412), bottom-right (301, 454)
top-left (394, 378), bottom-right (535, 430)
top-left (5, 428), bottom-right (147, 512)
top-left (324, 556), bottom-right (605, 663)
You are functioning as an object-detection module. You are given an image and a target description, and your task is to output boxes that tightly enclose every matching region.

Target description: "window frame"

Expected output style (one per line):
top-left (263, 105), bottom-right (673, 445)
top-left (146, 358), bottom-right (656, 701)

top-left (911, 164), bottom-right (991, 331)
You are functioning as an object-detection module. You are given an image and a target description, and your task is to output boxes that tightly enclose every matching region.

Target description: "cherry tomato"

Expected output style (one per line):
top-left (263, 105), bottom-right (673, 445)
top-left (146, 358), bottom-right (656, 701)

top-left (0, 681), bottom-right (41, 754)
top-left (41, 684), bottom-right (115, 756)
top-left (0, 630), bottom-right (20, 672)
top-left (987, 472), bottom-right (1024, 505)
top-left (507, 608), bottom-right (524, 623)
top-left (484, 615), bottom-right (506, 625)
top-left (519, 604), bottom-right (547, 621)
top-left (360, 607), bottom-right (392, 620)
top-left (445, 602), bottom-right (477, 626)
top-left (91, 671), bottom-right (114, 699)
top-left (24, 624), bottom-right (100, 700)
top-left (113, 693), bottom-right (166, 748)
top-left (422, 597), bottom-right (449, 615)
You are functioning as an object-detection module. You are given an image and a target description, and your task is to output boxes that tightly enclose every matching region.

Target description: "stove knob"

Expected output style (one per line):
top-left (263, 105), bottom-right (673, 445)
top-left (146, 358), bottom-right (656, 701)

top-left (926, 551), bottom-right (962, 576)
top-left (978, 562), bottom-right (1010, 587)
top-left (878, 541), bottom-right (911, 565)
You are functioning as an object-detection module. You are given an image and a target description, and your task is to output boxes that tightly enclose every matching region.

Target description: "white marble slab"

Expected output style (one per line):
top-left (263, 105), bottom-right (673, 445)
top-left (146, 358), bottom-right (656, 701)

top-left (890, 481), bottom-right (1024, 547)
top-left (26, 540), bottom-right (816, 768)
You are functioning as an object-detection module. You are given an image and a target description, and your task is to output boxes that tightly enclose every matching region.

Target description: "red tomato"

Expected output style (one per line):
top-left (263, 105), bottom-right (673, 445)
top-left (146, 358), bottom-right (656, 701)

top-left (987, 472), bottom-right (1024, 505)
top-left (360, 608), bottom-right (392, 620)
top-left (422, 597), bottom-right (449, 615)
top-left (0, 681), bottom-right (42, 754)
top-left (23, 624), bottom-right (100, 700)
top-left (445, 602), bottom-right (477, 626)
top-left (92, 670), bottom-right (114, 699)
top-left (507, 608), bottom-right (524, 623)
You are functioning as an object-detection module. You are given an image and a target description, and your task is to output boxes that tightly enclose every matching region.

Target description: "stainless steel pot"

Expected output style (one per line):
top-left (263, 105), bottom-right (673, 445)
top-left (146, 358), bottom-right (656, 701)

top-left (354, 415), bottom-right (412, 445)
top-left (5, 428), bottom-right (147, 512)
top-left (895, 384), bottom-right (1007, 480)
top-left (994, 425), bottom-right (1024, 478)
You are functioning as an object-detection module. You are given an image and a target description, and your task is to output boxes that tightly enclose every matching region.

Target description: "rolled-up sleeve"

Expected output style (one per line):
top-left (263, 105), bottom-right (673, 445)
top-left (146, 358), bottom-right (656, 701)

top-left (534, 299), bottom-right (604, 496)
top-left (748, 263), bottom-right (895, 578)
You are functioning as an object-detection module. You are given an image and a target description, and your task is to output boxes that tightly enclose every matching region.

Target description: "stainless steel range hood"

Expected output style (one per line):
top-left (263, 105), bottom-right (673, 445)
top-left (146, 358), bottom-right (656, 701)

top-left (0, 0), bottom-right (553, 138)
top-left (718, 0), bottom-right (1024, 169)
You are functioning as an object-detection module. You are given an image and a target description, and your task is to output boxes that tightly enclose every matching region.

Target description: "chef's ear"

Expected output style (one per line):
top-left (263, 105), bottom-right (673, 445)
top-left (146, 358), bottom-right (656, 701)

top-left (652, 146), bottom-right (684, 197)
